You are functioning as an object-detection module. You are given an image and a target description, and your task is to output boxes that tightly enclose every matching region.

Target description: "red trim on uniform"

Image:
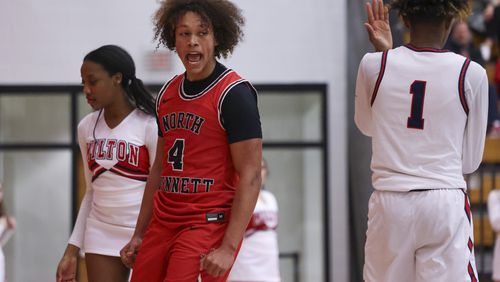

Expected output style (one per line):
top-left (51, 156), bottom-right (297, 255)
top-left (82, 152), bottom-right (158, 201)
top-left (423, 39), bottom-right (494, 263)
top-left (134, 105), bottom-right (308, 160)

top-left (370, 50), bottom-right (388, 106)
top-left (109, 167), bottom-right (148, 181)
top-left (462, 191), bottom-right (477, 282)
top-left (88, 159), bottom-right (99, 170)
top-left (88, 142), bottom-right (151, 182)
top-left (468, 262), bottom-right (477, 282)
top-left (180, 69), bottom-right (232, 100)
top-left (458, 59), bottom-right (471, 115)
top-left (464, 191), bottom-right (472, 224)
top-left (114, 162), bottom-right (148, 174)
top-left (404, 44), bottom-right (450, 53)
top-left (91, 167), bottom-right (106, 182)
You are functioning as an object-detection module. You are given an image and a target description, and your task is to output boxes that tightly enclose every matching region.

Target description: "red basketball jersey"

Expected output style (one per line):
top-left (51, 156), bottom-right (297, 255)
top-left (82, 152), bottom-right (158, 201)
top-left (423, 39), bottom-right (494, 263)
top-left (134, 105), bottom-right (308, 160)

top-left (154, 69), bottom-right (250, 226)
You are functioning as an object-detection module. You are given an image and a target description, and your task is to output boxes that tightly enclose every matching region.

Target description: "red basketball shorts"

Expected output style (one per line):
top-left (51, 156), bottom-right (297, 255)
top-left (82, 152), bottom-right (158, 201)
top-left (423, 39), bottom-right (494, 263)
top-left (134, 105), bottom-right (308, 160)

top-left (130, 216), bottom-right (236, 282)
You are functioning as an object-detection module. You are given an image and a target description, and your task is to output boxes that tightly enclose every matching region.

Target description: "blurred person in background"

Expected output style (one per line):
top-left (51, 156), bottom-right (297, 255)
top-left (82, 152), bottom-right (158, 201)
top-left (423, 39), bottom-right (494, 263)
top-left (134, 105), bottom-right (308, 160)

top-left (0, 183), bottom-right (15, 282)
top-left (445, 20), bottom-right (500, 138)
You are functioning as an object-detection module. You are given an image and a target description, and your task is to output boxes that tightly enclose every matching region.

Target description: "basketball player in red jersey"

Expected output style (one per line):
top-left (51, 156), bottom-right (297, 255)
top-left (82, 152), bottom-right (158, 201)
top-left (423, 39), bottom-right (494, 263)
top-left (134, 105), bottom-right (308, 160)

top-left (120, 0), bottom-right (262, 281)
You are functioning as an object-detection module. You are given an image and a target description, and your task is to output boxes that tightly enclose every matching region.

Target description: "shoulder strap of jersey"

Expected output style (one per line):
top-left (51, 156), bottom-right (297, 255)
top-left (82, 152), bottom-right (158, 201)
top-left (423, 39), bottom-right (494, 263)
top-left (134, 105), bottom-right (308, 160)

top-left (370, 50), bottom-right (389, 106)
top-left (458, 58), bottom-right (471, 115)
top-left (155, 75), bottom-right (180, 114)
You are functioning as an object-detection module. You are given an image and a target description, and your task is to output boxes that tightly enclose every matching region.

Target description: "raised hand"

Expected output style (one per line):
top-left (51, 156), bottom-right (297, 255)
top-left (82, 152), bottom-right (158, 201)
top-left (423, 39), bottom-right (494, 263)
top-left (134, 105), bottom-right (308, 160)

top-left (364, 0), bottom-right (393, 51)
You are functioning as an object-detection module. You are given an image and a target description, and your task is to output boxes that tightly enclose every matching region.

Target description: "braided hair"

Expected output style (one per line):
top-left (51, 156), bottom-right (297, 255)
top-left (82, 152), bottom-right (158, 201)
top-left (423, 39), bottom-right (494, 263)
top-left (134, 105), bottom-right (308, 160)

top-left (390, 0), bottom-right (470, 22)
top-left (153, 0), bottom-right (245, 59)
top-left (84, 45), bottom-right (156, 116)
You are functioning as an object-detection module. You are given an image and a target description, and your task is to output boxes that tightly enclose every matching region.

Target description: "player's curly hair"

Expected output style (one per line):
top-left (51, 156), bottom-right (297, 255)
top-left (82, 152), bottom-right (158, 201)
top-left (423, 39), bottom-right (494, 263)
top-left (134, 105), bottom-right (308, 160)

top-left (390, 0), bottom-right (470, 22)
top-left (153, 0), bottom-right (245, 59)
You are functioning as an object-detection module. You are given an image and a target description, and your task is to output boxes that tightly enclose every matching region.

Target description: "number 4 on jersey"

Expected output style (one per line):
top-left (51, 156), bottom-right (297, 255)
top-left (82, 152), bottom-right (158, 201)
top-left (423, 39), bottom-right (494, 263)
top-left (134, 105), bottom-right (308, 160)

top-left (407, 80), bottom-right (426, 129)
top-left (168, 139), bottom-right (185, 171)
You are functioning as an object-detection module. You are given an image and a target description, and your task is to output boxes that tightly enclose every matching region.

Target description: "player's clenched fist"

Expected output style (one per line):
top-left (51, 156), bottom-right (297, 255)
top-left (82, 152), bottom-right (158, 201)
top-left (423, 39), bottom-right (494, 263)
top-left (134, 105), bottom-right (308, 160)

top-left (200, 246), bottom-right (235, 277)
top-left (120, 237), bottom-right (142, 268)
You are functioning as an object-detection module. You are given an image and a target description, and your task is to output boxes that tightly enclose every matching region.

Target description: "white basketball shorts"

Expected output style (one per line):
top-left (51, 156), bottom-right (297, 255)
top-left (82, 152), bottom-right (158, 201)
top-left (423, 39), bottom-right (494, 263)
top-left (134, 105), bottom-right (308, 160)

top-left (363, 189), bottom-right (478, 282)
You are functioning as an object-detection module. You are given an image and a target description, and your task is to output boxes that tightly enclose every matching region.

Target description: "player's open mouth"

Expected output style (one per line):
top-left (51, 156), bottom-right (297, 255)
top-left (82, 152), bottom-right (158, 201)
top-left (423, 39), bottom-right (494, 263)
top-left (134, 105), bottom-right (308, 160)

top-left (187, 53), bottom-right (202, 64)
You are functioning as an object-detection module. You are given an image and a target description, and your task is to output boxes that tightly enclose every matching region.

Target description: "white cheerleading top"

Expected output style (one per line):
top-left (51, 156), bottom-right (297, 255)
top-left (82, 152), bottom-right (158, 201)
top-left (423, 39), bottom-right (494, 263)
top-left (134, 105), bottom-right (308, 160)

top-left (68, 109), bottom-right (157, 248)
top-left (228, 190), bottom-right (280, 281)
top-left (355, 45), bottom-right (488, 192)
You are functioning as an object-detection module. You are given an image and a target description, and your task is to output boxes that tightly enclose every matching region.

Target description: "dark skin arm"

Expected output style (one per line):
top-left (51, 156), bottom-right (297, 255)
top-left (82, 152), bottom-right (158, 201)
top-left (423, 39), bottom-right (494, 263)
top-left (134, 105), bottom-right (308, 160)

top-left (199, 138), bottom-right (262, 277)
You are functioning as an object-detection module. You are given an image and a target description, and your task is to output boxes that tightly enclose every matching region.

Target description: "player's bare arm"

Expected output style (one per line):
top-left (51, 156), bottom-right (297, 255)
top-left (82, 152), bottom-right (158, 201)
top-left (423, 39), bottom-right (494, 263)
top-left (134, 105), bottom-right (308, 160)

top-left (200, 138), bottom-right (262, 277)
top-left (120, 137), bottom-right (165, 268)
top-left (365, 0), bottom-right (392, 51)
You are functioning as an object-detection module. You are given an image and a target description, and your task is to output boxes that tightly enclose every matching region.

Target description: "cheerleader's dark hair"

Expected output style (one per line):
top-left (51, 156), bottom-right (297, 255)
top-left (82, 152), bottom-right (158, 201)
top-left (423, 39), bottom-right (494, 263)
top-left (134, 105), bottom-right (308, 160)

top-left (84, 45), bottom-right (156, 116)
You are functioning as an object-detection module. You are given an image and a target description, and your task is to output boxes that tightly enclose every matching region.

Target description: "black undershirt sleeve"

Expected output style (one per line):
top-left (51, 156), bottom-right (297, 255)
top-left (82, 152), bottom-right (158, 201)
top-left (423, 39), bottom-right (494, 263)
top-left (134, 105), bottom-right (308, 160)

top-left (221, 82), bottom-right (262, 144)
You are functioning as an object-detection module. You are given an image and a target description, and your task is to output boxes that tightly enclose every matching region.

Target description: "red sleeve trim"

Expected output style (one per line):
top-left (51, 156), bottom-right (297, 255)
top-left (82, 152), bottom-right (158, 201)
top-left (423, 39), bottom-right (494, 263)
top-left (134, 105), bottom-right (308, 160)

top-left (370, 50), bottom-right (389, 106)
top-left (458, 58), bottom-right (471, 115)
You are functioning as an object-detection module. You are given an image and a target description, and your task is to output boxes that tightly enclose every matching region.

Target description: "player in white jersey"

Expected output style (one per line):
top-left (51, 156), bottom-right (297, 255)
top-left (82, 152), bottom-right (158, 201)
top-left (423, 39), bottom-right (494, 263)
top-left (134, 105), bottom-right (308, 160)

top-left (56, 45), bottom-right (157, 282)
top-left (357, 1), bottom-right (488, 281)
top-left (228, 159), bottom-right (281, 282)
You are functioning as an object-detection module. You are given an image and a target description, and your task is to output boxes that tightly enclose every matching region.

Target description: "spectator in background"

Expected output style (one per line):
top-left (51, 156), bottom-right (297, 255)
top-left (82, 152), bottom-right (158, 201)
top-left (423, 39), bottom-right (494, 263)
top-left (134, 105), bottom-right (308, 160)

top-left (228, 159), bottom-right (281, 282)
top-left (446, 21), bottom-right (486, 65)
top-left (483, 0), bottom-right (500, 43)
top-left (445, 20), bottom-right (500, 138)
top-left (482, 0), bottom-right (500, 137)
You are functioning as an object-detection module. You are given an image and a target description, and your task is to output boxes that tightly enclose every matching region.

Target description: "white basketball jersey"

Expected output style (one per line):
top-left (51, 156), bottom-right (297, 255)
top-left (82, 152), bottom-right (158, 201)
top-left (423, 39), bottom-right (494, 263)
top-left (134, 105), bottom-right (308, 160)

top-left (69, 109), bottom-right (157, 248)
top-left (355, 45), bottom-right (488, 192)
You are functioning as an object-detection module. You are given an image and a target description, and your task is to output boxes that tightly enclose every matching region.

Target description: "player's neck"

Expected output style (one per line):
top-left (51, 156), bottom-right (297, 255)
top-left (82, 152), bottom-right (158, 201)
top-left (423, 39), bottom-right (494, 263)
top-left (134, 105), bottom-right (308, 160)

top-left (409, 32), bottom-right (446, 50)
top-left (408, 21), bottom-right (450, 50)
